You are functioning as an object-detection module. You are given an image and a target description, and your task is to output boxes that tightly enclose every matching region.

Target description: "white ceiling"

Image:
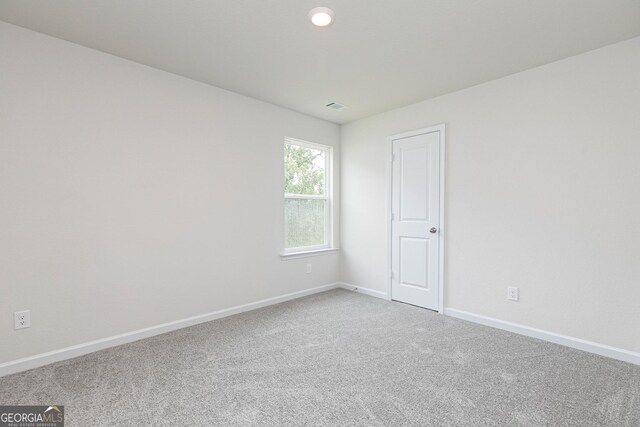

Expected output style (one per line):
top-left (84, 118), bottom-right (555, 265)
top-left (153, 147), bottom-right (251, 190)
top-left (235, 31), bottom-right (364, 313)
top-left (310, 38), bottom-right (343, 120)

top-left (1, 1), bottom-right (639, 124)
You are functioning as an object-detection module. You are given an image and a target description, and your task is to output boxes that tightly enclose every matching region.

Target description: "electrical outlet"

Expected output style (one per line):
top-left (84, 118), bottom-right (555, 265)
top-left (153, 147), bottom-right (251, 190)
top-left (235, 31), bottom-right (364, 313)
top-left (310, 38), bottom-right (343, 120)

top-left (507, 287), bottom-right (519, 301)
top-left (14, 310), bottom-right (30, 330)
top-left (306, 263), bottom-right (312, 274)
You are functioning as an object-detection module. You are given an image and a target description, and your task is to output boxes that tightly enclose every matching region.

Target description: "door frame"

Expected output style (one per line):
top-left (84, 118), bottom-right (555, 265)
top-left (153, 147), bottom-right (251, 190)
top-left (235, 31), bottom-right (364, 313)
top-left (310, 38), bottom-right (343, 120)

top-left (386, 124), bottom-right (446, 313)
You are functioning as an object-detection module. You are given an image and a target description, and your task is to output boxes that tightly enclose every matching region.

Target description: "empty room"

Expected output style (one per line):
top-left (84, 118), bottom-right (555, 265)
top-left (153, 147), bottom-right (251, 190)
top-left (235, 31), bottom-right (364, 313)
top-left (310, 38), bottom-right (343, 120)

top-left (1, 1), bottom-right (639, 425)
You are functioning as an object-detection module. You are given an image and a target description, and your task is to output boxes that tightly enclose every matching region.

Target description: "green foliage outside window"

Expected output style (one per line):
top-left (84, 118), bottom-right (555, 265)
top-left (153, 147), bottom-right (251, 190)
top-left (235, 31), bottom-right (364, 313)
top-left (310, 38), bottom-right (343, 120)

top-left (284, 142), bottom-right (328, 249)
top-left (284, 143), bottom-right (325, 195)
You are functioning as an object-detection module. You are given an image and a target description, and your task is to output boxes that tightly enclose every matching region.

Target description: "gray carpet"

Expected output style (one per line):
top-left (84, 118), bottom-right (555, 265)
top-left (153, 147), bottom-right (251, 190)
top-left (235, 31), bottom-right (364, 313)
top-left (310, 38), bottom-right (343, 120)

top-left (1, 289), bottom-right (639, 426)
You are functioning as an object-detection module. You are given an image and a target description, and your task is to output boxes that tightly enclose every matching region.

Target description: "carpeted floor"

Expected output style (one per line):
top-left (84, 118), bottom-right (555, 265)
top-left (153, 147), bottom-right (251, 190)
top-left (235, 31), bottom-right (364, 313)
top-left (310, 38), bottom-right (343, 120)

top-left (1, 289), bottom-right (639, 426)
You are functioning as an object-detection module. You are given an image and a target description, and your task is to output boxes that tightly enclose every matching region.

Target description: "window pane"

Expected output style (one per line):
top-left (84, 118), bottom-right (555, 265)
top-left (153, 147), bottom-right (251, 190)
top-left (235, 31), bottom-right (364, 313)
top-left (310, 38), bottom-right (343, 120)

top-left (285, 198), bottom-right (326, 248)
top-left (284, 143), bottom-right (326, 196)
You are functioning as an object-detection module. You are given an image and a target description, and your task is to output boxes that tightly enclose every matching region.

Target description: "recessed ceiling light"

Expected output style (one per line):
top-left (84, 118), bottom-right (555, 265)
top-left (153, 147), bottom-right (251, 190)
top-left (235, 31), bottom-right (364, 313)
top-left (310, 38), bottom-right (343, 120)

top-left (309, 7), bottom-right (335, 27)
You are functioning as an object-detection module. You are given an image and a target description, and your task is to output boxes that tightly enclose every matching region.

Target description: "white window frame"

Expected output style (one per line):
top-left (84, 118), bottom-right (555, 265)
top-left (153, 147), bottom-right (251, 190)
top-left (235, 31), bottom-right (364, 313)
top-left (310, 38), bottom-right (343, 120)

top-left (283, 137), bottom-right (333, 255)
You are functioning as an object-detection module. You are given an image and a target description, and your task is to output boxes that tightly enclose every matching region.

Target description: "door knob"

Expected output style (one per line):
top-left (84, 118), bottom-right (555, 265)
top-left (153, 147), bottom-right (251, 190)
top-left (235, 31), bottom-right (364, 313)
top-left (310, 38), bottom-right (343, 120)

top-left (430, 227), bottom-right (438, 234)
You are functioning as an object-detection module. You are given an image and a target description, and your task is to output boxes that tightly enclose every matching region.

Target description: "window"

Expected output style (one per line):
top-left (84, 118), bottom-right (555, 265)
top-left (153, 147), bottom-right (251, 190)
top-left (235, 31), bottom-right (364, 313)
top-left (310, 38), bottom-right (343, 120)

top-left (284, 138), bottom-right (332, 253)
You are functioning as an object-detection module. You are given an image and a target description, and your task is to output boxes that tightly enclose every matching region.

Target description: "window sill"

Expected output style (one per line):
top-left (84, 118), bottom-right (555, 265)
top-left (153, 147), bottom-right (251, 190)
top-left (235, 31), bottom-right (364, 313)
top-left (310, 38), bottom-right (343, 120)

top-left (280, 248), bottom-right (340, 260)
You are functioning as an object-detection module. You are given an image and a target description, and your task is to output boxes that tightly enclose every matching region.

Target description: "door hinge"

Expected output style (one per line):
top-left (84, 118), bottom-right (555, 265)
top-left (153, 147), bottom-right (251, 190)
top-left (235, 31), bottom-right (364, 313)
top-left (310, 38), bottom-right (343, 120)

top-left (391, 153), bottom-right (396, 162)
top-left (390, 212), bottom-right (394, 221)
top-left (390, 271), bottom-right (395, 279)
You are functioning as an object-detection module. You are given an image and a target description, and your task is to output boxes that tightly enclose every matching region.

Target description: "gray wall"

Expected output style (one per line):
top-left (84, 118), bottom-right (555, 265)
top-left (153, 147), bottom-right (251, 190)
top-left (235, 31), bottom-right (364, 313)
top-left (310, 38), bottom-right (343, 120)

top-left (340, 37), bottom-right (640, 353)
top-left (0, 22), bottom-right (340, 364)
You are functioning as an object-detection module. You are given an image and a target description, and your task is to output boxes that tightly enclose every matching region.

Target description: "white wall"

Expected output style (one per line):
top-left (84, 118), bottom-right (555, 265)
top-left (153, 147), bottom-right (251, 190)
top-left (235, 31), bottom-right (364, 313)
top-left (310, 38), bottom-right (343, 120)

top-left (341, 37), bottom-right (640, 353)
top-left (0, 22), bottom-right (340, 364)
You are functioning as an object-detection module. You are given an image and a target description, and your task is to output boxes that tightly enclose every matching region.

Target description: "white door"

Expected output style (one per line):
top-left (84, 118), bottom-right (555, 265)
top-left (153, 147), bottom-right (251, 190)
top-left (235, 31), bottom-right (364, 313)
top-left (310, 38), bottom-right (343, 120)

top-left (391, 128), bottom-right (441, 310)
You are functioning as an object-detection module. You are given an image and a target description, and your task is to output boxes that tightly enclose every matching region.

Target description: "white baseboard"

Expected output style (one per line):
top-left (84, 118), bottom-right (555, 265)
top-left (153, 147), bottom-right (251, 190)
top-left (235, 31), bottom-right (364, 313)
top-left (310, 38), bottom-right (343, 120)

top-left (337, 282), bottom-right (389, 300)
top-left (0, 282), bottom-right (341, 378)
top-left (6, 285), bottom-right (633, 378)
top-left (444, 308), bottom-right (640, 365)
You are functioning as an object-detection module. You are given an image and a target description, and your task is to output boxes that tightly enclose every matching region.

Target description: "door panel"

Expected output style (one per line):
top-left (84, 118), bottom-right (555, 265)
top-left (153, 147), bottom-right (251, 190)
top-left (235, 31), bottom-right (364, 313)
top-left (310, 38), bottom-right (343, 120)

top-left (391, 130), bottom-right (441, 310)
top-left (399, 237), bottom-right (428, 288)
top-left (400, 146), bottom-right (429, 221)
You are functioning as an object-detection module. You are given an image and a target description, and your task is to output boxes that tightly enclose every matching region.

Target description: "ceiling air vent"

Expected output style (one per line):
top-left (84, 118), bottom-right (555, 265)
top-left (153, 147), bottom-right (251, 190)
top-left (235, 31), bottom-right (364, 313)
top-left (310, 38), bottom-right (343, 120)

top-left (325, 102), bottom-right (348, 111)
